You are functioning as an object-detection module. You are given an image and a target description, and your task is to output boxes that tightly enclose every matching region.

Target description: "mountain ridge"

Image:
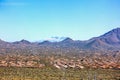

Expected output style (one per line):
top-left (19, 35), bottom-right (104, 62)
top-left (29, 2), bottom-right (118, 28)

top-left (85, 28), bottom-right (120, 50)
top-left (0, 28), bottom-right (120, 53)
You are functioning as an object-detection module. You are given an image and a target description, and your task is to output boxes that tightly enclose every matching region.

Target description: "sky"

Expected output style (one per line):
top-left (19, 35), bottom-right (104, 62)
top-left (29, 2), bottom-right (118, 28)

top-left (0, 0), bottom-right (120, 42)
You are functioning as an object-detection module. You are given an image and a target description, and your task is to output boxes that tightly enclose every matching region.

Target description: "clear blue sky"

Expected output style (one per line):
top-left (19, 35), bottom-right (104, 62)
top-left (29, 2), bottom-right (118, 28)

top-left (0, 0), bottom-right (120, 42)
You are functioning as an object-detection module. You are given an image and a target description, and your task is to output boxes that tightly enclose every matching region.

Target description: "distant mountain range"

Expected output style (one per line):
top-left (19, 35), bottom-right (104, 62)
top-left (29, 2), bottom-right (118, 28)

top-left (0, 28), bottom-right (120, 55)
top-left (39, 28), bottom-right (120, 51)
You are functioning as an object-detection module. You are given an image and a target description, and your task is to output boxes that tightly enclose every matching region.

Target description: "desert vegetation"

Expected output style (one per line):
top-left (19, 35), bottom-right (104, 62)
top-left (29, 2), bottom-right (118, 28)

top-left (0, 54), bottom-right (119, 80)
top-left (0, 67), bottom-right (120, 80)
top-left (0, 67), bottom-right (119, 80)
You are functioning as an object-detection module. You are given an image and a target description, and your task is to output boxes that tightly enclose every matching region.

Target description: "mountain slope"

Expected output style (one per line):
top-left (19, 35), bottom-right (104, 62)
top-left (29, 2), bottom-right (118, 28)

top-left (100, 28), bottom-right (120, 45)
top-left (85, 28), bottom-right (120, 50)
